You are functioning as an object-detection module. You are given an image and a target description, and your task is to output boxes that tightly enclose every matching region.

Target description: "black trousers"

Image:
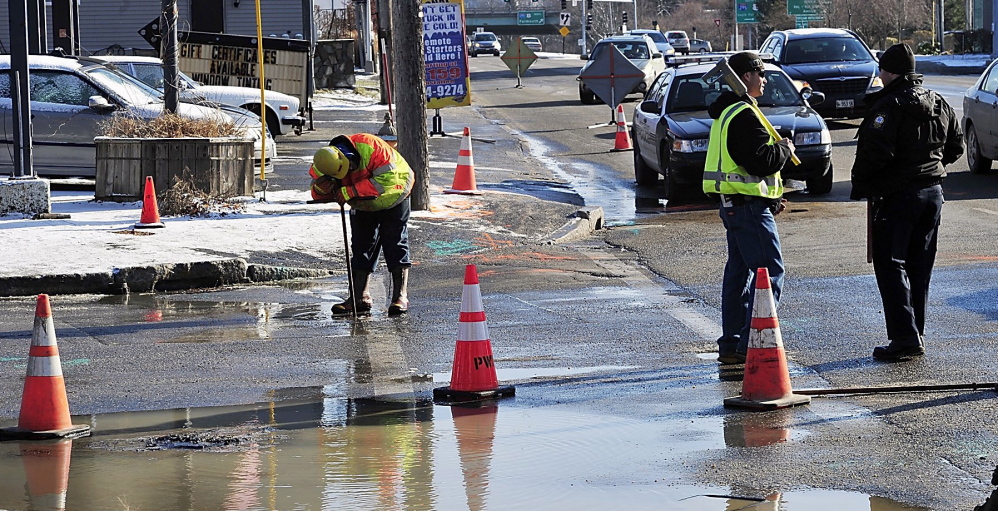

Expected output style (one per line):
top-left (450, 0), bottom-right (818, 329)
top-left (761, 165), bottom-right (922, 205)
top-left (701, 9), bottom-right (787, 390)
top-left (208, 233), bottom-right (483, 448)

top-left (870, 184), bottom-right (943, 345)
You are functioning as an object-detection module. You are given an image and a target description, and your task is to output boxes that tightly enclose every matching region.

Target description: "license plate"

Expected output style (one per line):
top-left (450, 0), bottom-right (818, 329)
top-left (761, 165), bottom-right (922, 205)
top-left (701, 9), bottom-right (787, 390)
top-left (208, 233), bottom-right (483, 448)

top-left (836, 99), bottom-right (855, 109)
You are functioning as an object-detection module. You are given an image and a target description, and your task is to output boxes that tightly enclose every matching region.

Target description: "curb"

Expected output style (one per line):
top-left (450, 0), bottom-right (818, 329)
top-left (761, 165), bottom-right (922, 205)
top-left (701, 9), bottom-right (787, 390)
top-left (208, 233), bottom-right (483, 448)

top-left (545, 206), bottom-right (605, 244)
top-left (0, 259), bottom-right (334, 297)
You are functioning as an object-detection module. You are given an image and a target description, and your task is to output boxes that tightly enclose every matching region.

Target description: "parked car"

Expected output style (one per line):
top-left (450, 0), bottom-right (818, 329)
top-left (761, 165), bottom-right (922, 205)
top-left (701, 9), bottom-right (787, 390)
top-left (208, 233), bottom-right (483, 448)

top-left (628, 30), bottom-right (676, 57)
top-left (577, 34), bottom-right (666, 105)
top-left (665, 30), bottom-right (690, 54)
top-left (630, 56), bottom-right (833, 200)
top-left (963, 57), bottom-right (998, 174)
top-left (96, 55), bottom-right (304, 137)
top-left (469, 32), bottom-right (501, 57)
top-left (0, 54), bottom-right (273, 178)
top-left (690, 38), bottom-right (712, 53)
top-left (760, 28), bottom-right (881, 119)
top-left (521, 36), bottom-right (543, 52)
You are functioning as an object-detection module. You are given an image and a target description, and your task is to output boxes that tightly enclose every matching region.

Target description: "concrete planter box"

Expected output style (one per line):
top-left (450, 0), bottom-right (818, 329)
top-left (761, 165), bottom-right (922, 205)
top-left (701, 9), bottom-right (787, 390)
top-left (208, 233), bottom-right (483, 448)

top-left (95, 137), bottom-right (254, 202)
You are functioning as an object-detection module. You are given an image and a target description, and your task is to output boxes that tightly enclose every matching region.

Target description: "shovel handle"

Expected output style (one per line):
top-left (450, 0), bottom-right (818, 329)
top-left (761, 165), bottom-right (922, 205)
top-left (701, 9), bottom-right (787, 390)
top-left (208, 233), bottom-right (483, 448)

top-left (748, 103), bottom-right (801, 166)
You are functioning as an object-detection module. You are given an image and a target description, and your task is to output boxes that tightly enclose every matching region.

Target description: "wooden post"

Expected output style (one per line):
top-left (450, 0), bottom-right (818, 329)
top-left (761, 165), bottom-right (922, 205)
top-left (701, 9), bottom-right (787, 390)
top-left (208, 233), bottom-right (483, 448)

top-left (391, 0), bottom-right (429, 210)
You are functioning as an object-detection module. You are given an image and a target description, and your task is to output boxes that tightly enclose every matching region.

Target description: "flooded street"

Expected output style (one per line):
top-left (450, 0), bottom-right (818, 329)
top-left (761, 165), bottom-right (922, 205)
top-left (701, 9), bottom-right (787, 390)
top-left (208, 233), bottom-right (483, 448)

top-left (0, 393), bottom-right (925, 511)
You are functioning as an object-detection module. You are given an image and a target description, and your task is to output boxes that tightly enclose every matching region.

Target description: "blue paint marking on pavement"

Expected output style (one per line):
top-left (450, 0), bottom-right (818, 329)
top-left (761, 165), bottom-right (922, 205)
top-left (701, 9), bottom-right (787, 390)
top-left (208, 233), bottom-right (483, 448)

top-left (62, 359), bottom-right (91, 367)
top-left (0, 357), bottom-right (26, 363)
top-left (427, 239), bottom-right (480, 256)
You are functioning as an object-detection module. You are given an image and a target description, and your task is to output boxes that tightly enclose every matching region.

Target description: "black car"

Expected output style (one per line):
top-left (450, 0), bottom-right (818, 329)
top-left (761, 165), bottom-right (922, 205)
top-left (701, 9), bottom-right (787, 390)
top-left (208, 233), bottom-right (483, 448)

top-left (963, 57), bottom-right (998, 174)
top-left (760, 28), bottom-right (881, 119)
top-left (630, 58), bottom-right (833, 200)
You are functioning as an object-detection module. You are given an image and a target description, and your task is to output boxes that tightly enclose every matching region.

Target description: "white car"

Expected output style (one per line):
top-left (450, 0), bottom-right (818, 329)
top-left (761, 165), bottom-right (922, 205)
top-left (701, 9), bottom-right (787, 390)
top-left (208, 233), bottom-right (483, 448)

top-left (97, 55), bottom-right (305, 137)
top-left (0, 54), bottom-right (273, 178)
top-left (469, 32), bottom-right (501, 57)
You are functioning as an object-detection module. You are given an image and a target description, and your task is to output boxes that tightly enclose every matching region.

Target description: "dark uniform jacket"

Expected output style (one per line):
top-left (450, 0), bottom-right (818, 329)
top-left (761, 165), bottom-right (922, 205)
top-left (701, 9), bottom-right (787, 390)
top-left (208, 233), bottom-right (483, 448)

top-left (850, 74), bottom-right (964, 200)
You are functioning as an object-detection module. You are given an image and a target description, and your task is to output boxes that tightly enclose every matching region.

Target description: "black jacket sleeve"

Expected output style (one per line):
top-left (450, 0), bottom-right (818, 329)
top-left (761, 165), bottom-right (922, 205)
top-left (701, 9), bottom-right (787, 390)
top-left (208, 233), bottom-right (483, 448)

top-left (941, 96), bottom-right (964, 166)
top-left (726, 106), bottom-right (792, 177)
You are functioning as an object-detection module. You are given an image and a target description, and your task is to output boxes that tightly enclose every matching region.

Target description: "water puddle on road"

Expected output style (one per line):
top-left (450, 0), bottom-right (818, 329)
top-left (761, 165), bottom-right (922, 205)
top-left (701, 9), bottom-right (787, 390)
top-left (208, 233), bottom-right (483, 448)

top-left (0, 398), bottom-right (926, 511)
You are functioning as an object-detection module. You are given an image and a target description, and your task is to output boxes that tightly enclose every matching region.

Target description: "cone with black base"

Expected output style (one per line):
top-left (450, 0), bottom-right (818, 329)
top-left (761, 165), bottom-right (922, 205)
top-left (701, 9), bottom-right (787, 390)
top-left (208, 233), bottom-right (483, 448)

top-left (433, 265), bottom-right (515, 403)
top-left (723, 268), bottom-right (811, 410)
top-left (0, 295), bottom-right (92, 441)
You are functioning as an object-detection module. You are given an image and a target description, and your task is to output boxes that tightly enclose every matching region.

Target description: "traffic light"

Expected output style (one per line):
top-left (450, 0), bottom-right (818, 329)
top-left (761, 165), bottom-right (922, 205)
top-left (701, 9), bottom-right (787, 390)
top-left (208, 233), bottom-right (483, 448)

top-left (586, 12), bottom-right (592, 29)
top-left (622, 12), bottom-right (627, 24)
top-left (587, 0), bottom-right (593, 10)
top-left (561, 0), bottom-right (567, 8)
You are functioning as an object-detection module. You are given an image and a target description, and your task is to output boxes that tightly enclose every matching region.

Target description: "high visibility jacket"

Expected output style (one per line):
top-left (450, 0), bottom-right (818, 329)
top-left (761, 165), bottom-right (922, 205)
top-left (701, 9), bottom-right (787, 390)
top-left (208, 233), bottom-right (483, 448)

top-left (329, 133), bottom-right (413, 211)
top-left (702, 102), bottom-right (783, 199)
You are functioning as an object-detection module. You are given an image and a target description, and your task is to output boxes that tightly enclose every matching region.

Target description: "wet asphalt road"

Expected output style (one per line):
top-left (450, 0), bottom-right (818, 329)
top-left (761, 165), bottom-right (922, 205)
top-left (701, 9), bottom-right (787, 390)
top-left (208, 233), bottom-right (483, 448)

top-left (1, 57), bottom-right (997, 509)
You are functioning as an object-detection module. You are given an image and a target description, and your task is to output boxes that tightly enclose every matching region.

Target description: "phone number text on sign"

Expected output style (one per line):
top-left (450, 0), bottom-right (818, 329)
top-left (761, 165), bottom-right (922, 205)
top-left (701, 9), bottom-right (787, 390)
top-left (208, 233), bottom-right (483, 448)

top-left (422, 0), bottom-right (471, 108)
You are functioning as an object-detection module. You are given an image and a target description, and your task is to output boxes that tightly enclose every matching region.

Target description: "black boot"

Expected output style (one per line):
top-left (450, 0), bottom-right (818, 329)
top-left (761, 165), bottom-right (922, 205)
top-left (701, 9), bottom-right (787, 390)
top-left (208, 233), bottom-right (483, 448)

top-left (332, 270), bottom-right (373, 317)
top-left (387, 267), bottom-right (409, 316)
top-left (872, 337), bottom-right (924, 361)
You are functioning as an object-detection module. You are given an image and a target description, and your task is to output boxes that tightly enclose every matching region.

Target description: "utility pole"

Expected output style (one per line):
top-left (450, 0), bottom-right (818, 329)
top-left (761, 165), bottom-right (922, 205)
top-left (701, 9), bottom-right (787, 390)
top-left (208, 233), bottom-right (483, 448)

top-left (161, 0), bottom-right (180, 114)
top-left (8, 0), bottom-right (34, 178)
top-left (392, 0), bottom-right (429, 210)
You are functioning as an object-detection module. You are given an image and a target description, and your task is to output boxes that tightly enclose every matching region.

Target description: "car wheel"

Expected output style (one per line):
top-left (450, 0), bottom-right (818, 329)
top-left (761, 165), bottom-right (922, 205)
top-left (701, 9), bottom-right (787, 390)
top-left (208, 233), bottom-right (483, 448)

top-left (633, 133), bottom-right (658, 186)
top-left (247, 104), bottom-right (281, 138)
top-left (806, 163), bottom-right (834, 196)
top-left (967, 124), bottom-right (992, 174)
top-left (698, 48), bottom-right (707, 54)
top-left (470, 51), bottom-right (477, 57)
top-left (579, 84), bottom-right (597, 105)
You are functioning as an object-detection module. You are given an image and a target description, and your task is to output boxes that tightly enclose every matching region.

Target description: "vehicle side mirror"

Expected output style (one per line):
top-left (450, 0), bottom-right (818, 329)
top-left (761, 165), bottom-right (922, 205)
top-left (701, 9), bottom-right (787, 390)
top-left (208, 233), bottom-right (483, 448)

top-left (580, 54), bottom-right (589, 61)
top-left (640, 99), bottom-right (661, 115)
top-left (88, 95), bottom-right (115, 112)
top-left (652, 52), bottom-right (663, 59)
top-left (800, 87), bottom-right (826, 106)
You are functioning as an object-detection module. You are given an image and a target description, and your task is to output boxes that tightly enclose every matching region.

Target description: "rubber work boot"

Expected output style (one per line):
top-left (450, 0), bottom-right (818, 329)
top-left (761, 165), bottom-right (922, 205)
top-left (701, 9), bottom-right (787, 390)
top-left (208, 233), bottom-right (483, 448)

top-left (388, 267), bottom-right (409, 316)
top-left (872, 339), bottom-right (925, 361)
top-left (332, 269), bottom-right (373, 317)
top-left (717, 351), bottom-right (747, 365)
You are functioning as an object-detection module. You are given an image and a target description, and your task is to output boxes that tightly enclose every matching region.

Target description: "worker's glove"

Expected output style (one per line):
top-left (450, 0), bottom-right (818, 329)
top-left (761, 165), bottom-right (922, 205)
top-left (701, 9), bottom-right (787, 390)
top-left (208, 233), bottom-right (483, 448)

top-left (310, 175), bottom-right (339, 202)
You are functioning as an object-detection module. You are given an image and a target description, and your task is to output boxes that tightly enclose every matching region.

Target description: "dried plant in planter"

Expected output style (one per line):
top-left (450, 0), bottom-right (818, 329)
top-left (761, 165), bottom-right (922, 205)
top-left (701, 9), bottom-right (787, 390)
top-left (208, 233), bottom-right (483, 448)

top-left (98, 112), bottom-right (238, 138)
top-left (158, 172), bottom-right (246, 218)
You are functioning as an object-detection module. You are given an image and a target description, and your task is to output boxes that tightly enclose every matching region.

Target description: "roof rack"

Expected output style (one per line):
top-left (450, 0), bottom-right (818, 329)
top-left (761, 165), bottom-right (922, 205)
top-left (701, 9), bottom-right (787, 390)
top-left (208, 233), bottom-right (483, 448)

top-left (665, 52), bottom-right (775, 67)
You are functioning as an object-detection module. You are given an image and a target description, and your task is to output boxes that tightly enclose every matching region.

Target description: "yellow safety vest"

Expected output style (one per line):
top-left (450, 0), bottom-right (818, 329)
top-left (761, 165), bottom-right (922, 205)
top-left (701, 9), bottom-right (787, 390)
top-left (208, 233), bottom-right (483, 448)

top-left (702, 102), bottom-right (783, 199)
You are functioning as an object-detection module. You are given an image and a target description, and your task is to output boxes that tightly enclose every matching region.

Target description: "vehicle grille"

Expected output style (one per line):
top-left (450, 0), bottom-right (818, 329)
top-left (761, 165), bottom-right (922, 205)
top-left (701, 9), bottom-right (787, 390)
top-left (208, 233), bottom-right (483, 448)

top-left (814, 77), bottom-right (868, 95)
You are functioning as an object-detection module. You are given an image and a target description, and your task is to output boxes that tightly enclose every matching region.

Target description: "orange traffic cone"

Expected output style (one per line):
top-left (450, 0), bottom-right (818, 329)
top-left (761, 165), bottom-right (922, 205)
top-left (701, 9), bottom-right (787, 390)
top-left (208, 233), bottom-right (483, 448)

top-left (0, 295), bottom-right (92, 441)
top-left (452, 404), bottom-right (498, 511)
top-left (20, 439), bottom-right (73, 511)
top-left (610, 104), bottom-right (633, 152)
top-left (445, 127), bottom-right (483, 195)
top-left (134, 176), bottom-right (165, 229)
top-left (433, 264), bottom-right (515, 403)
top-left (723, 267), bottom-right (811, 410)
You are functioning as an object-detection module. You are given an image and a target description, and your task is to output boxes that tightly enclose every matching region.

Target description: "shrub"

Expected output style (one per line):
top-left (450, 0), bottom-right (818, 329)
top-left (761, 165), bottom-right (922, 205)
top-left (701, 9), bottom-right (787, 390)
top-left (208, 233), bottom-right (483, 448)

top-left (99, 112), bottom-right (238, 138)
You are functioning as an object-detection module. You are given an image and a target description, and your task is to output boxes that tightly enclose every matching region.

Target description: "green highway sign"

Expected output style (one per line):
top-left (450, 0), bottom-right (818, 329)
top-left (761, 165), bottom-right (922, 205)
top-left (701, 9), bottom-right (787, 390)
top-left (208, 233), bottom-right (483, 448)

top-left (736, 0), bottom-right (757, 23)
top-left (787, 0), bottom-right (826, 15)
top-left (517, 11), bottom-right (545, 25)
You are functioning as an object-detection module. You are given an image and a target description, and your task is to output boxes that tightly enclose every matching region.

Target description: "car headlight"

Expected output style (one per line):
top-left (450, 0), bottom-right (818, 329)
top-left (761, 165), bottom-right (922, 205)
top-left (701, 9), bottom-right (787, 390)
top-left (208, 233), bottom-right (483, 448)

top-left (870, 76), bottom-right (884, 90)
top-left (794, 128), bottom-right (830, 146)
top-left (673, 138), bottom-right (710, 153)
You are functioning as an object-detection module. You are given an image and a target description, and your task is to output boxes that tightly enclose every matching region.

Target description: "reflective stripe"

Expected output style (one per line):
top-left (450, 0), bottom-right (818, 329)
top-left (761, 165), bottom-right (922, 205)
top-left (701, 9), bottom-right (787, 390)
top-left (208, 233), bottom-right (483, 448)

top-left (370, 162), bottom-right (396, 176)
top-left (27, 354), bottom-right (63, 377)
top-left (457, 322), bottom-right (490, 342)
top-left (703, 171), bottom-right (778, 186)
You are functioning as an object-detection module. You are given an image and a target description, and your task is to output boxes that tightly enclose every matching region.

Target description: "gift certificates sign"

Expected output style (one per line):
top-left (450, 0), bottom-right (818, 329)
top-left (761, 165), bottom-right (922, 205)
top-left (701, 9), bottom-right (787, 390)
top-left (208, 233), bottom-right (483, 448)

top-left (422, 0), bottom-right (472, 108)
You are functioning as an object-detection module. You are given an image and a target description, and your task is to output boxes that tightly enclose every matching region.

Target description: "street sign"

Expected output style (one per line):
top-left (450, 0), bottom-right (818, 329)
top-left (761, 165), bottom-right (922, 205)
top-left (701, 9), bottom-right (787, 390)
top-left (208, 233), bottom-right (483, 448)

top-left (559, 12), bottom-right (571, 26)
top-left (787, 0), bottom-right (827, 16)
top-left (736, 0), bottom-right (758, 23)
top-left (501, 39), bottom-right (538, 85)
top-left (559, 26), bottom-right (571, 37)
top-left (517, 11), bottom-right (545, 25)
top-left (714, 19), bottom-right (721, 27)
top-left (578, 44), bottom-right (644, 108)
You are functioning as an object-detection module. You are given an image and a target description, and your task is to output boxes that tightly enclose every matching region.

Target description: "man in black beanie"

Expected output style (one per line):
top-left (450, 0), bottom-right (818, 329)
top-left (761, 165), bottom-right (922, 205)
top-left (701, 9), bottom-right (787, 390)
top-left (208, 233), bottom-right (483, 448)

top-left (850, 43), bottom-right (964, 360)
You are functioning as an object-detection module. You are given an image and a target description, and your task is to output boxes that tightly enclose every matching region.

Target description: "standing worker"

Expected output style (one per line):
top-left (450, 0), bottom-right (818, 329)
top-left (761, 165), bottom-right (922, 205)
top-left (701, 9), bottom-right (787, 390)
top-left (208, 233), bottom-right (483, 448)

top-left (850, 43), bottom-right (963, 360)
top-left (309, 132), bottom-right (414, 316)
top-left (702, 51), bottom-right (796, 364)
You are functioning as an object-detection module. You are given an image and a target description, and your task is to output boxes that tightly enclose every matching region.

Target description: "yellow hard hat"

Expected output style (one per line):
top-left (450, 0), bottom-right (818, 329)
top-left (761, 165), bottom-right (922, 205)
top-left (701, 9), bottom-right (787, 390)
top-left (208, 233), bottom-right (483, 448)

top-left (312, 146), bottom-right (350, 179)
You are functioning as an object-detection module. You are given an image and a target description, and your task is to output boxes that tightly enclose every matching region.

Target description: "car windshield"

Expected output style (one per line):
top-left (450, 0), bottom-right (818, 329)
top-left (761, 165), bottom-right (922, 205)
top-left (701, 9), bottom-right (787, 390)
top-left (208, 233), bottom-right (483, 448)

top-left (667, 70), bottom-right (803, 112)
top-left (591, 41), bottom-right (651, 60)
top-left (640, 31), bottom-right (668, 43)
top-left (475, 33), bottom-right (496, 42)
top-left (83, 66), bottom-right (162, 106)
top-left (783, 37), bottom-right (872, 64)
